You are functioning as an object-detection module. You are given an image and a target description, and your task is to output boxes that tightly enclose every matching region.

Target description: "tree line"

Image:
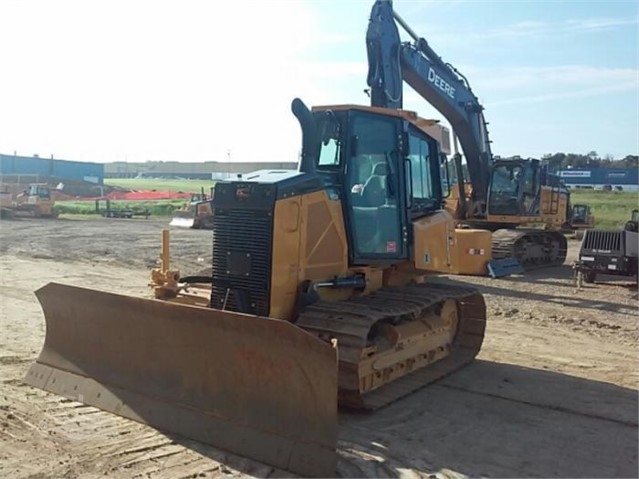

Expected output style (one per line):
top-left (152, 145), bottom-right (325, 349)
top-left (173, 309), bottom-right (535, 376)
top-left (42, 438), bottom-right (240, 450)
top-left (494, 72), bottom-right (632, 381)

top-left (494, 152), bottom-right (638, 170)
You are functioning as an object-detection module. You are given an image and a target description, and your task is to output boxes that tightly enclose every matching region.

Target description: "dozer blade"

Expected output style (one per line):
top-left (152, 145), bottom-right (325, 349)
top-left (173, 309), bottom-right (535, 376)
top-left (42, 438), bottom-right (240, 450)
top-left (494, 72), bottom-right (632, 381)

top-left (169, 215), bottom-right (196, 228)
top-left (25, 283), bottom-right (338, 477)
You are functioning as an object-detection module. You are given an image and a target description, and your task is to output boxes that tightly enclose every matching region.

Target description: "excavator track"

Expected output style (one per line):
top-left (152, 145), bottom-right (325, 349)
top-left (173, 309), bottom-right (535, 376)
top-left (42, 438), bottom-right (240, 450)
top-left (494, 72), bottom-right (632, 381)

top-left (296, 282), bottom-right (486, 410)
top-left (491, 229), bottom-right (567, 270)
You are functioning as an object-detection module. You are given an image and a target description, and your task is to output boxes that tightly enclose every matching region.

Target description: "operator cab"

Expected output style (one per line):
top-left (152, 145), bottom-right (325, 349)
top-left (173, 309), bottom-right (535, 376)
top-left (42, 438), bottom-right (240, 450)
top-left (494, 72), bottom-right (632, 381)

top-left (309, 104), bottom-right (447, 265)
top-left (487, 159), bottom-right (541, 216)
top-left (26, 184), bottom-right (51, 200)
top-left (571, 204), bottom-right (591, 223)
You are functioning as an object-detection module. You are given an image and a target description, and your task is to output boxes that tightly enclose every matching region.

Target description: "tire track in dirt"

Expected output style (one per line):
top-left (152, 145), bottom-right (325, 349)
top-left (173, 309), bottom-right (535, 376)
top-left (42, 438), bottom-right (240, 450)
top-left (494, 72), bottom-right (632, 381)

top-left (0, 357), bottom-right (32, 367)
top-left (4, 374), bottom-right (282, 478)
top-left (439, 383), bottom-right (638, 427)
top-left (0, 372), bottom-right (233, 479)
top-left (337, 377), bottom-right (637, 478)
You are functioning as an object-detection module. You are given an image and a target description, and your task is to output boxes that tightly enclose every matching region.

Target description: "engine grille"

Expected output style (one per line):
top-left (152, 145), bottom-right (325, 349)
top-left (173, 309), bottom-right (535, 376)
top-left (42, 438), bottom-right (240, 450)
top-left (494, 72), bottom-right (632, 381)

top-left (581, 230), bottom-right (623, 256)
top-left (210, 208), bottom-right (273, 316)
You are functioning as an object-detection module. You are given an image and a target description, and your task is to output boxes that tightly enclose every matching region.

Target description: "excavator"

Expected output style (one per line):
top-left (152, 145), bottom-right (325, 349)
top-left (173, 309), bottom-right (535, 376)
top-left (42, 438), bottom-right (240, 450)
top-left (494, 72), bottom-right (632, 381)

top-left (25, 2), bottom-right (490, 477)
top-left (365, 1), bottom-right (570, 269)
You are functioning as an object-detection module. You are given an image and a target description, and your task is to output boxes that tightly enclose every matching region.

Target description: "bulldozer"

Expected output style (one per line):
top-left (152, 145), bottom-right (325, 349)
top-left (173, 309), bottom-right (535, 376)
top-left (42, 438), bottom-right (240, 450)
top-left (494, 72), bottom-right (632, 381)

top-left (0, 182), bottom-right (58, 218)
top-left (25, 99), bottom-right (489, 476)
top-left (169, 188), bottom-right (214, 229)
top-left (24, 2), bottom-right (492, 476)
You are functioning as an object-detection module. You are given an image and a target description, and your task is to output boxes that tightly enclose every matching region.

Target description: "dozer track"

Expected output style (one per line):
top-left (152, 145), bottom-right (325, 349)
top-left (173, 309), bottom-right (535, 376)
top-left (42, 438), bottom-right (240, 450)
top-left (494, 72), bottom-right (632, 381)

top-left (491, 229), bottom-right (567, 270)
top-left (296, 282), bottom-right (486, 410)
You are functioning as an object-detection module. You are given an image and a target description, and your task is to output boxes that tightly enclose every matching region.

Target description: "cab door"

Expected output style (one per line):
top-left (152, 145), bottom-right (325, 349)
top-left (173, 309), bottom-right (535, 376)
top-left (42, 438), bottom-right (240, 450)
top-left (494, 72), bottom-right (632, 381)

top-left (344, 111), bottom-right (408, 265)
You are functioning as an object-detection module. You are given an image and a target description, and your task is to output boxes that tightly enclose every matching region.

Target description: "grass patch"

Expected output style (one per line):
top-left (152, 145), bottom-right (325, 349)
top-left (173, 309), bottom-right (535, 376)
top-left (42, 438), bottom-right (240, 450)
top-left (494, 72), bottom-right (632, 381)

top-left (105, 178), bottom-right (216, 194)
top-left (63, 183), bottom-right (639, 227)
top-left (570, 189), bottom-right (638, 230)
top-left (56, 199), bottom-right (187, 217)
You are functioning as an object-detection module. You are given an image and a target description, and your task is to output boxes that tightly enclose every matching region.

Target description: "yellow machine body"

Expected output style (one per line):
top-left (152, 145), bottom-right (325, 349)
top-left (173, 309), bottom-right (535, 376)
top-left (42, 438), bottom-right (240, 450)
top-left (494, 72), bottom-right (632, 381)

top-left (25, 103), bottom-right (487, 477)
top-left (445, 172), bottom-right (572, 269)
top-left (413, 211), bottom-right (492, 276)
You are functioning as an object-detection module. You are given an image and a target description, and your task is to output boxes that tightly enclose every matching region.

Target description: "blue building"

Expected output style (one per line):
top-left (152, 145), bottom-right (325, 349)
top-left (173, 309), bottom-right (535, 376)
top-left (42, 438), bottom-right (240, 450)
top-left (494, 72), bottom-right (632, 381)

top-left (0, 153), bottom-right (104, 185)
top-left (557, 168), bottom-right (638, 191)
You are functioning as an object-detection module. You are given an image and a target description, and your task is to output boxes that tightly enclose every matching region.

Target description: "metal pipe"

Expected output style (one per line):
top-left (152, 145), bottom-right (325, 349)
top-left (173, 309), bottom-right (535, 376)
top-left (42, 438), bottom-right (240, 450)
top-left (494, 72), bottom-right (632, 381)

top-left (161, 229), bottom-right (170, 271)
top-left (391, 8), bottom-right (419, 42)
top-left (291, 98), bottom-right (318, 175)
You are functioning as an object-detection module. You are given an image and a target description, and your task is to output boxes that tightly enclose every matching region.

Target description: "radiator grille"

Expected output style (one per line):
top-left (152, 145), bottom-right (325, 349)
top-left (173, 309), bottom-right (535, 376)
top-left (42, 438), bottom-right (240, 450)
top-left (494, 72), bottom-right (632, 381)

top-left (582, 230), bottom-right (623, 255)
top-left (210, 208), bottom-right (273, 316)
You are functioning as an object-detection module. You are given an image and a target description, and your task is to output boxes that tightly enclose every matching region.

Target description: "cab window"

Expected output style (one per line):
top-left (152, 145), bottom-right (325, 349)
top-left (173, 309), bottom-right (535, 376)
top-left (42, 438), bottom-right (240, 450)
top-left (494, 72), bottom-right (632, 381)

top-left (408, 134), bottom-right (433, 200)
top-left (346, 112), bottom-right (403, 260)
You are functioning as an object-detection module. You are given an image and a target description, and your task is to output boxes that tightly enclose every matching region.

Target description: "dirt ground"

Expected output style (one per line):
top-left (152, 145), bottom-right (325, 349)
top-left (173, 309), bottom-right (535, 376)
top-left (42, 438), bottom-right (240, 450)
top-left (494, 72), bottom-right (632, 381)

top-left (0, 216), bottom-right (637, 479)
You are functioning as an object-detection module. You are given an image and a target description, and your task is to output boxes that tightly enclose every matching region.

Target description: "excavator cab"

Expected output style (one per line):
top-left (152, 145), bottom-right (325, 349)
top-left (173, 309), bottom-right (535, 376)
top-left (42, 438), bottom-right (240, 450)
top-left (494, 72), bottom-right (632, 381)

top-left (487, 159), bottom-right (541, 216)
top-left (487, 159), bottom-right (569, 221)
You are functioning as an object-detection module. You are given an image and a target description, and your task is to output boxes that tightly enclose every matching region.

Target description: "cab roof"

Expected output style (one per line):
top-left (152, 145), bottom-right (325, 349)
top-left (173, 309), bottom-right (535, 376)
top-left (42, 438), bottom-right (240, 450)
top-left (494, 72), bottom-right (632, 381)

top-left (311, 104), bottom-right (451, 154)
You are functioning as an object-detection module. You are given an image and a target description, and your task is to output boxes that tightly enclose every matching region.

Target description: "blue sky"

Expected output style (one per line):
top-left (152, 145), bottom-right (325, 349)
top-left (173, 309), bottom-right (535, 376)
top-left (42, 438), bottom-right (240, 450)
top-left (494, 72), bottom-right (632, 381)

top-left (0, 0), bottom-right (636, 164)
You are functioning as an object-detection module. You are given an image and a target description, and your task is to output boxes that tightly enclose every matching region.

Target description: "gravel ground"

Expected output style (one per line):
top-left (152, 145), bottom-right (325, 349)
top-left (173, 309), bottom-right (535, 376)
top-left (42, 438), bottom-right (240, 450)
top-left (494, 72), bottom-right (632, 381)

top-left (0, 215), bottom-right (637, 478)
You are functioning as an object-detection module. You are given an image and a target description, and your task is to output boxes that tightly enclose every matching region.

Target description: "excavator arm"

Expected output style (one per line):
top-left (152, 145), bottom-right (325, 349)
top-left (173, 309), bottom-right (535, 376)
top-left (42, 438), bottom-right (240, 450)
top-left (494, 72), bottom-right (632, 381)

top-left (366, 0), bottom-right (493, 211)
top-left (366, 0), bottom-right (572, 270)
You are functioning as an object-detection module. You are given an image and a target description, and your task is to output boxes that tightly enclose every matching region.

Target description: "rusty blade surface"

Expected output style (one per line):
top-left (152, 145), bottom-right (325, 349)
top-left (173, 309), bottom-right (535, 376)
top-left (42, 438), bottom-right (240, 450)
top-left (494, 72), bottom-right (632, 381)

top-left (25, 283), bottom-right (338, 477)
